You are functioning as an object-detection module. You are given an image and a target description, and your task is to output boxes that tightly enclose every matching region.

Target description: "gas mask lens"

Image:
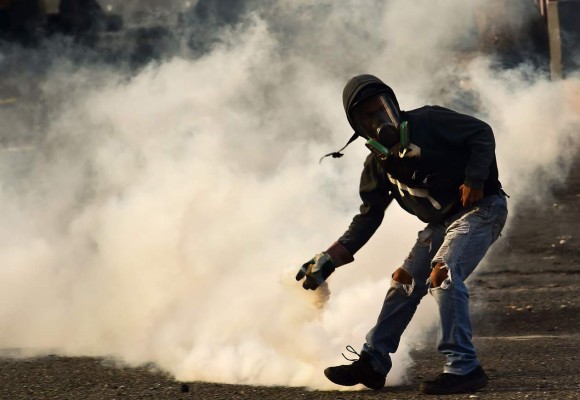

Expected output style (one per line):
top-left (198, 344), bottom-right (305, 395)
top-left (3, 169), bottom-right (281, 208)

top-left (353, 94), bottom-right (400, 148)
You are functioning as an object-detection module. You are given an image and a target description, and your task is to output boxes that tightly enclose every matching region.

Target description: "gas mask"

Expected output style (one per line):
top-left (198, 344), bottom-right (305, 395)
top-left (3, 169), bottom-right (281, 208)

top-left (352, 94), bottom-right (402, 160)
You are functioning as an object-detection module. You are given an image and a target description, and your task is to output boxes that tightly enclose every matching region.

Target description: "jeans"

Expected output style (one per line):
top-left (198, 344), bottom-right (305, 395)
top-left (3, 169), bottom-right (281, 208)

top-left (361, 194), bottom-right (508, 376)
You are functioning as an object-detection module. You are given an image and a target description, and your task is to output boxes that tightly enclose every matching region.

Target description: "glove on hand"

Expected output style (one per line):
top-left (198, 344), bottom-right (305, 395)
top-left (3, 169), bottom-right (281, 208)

top-left (295, 252), bottom-right (336, 290)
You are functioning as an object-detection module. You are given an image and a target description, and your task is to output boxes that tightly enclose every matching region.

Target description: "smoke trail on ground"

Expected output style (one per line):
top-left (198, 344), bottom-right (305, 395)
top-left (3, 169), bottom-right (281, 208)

top-left (0, 0), bottom-right (578, 389)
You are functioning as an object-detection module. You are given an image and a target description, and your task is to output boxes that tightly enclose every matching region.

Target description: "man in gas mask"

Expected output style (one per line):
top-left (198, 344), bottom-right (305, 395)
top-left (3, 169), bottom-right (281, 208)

top-left (296, 74), bottom-right (508, 395)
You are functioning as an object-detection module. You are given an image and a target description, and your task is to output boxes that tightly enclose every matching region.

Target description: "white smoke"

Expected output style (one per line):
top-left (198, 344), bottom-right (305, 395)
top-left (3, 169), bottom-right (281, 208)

top-left (0, 0), bottom-right (579, 390)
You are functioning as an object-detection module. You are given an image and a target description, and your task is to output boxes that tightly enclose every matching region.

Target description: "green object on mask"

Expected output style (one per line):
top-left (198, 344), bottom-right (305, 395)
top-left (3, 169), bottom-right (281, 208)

top-left (365, 138), bottom-right (392, 161)
top-left (366, 121), bottom-right (411, 160)
top-left (399, 121), bottom-right (410, 157)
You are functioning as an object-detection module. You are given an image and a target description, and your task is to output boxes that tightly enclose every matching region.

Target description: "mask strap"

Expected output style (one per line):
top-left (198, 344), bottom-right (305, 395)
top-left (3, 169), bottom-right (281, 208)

top-left (319, 132), bottom-right (359, 163)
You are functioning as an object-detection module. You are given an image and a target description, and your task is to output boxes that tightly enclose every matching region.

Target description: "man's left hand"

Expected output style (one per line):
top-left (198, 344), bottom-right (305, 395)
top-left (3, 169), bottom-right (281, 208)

top-left (459, 184), bottom-right (483, 207)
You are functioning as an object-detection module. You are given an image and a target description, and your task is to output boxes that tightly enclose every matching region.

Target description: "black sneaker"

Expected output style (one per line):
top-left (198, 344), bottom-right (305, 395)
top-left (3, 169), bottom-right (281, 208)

top-left (420, 365), bottom-right (488, 395)
top-left (324, 347), bottom-right (386, 390)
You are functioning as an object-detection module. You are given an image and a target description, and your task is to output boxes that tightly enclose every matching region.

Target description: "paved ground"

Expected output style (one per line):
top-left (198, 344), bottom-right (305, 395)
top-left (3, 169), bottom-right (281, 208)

top-left (1, 155), bottom-right (578, 399)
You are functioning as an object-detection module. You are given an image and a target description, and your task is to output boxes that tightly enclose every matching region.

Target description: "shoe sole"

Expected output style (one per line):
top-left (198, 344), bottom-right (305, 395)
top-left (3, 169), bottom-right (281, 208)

top-left (323, 369), bottom-right (357, 387)
top-left (323, 369), bottom-right (385, 390)
top-left (420, 376), bottom-right (488, 395)
top-left (323, 370), bottom-right (357, 387)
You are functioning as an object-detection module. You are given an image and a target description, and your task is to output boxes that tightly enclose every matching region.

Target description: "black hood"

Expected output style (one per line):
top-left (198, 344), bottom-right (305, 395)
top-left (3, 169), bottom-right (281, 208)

top-left (319, 74), bottom-right (401, 162)
top-left (342, 74), bottom-right (400, 134)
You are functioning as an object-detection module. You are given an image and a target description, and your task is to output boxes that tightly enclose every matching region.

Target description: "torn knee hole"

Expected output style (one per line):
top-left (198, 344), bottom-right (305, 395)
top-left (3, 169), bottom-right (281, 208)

top-left (392, 268), bottom-right (413, 285)
top-left (417, 229), bottom-right (433, 247)
top-left (430, 263), bottom-right (449, 287)
top-left (417, 237), bottom-right (432, 247)
top-left (392, 267), bottom-right (415, 296)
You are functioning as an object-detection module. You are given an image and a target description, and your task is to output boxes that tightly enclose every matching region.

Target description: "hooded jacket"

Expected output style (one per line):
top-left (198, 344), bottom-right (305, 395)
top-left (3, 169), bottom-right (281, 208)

top-left (326, 75), bottom-right (502, 266)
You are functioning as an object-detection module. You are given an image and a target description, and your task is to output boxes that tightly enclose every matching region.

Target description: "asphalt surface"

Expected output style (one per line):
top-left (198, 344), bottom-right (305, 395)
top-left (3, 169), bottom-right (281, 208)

top-left (1, 155), bottom-right (578, 400)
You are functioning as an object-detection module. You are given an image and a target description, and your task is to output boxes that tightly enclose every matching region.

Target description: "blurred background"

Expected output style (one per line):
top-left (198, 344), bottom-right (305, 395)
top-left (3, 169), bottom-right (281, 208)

top-left (0, 1), bottom-right (577, 72)
top-left (1, 0), bottom-right (579, 148)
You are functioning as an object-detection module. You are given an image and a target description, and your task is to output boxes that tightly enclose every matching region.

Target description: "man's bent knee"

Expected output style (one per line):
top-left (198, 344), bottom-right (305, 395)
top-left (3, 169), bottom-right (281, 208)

top-left (430, 263), bottom-right (448, 287)
top-left (393, 267), bottom-right (413, 285)
top-left (392, 267), bottom-right (415, 296)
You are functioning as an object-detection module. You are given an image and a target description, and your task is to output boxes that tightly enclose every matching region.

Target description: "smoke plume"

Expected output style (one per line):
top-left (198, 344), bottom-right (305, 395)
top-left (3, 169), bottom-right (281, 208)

top-left (0, 0), bottom-right (578, 389)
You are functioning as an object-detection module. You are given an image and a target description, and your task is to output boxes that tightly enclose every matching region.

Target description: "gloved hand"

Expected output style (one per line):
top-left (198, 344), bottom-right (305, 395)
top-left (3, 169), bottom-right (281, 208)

top-left (295, 252), bottom-right (336, 290)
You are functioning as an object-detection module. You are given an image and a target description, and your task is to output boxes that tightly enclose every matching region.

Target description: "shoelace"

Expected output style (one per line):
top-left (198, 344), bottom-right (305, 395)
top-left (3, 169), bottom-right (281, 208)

top-left (341, 345), bottom-right (361, 362)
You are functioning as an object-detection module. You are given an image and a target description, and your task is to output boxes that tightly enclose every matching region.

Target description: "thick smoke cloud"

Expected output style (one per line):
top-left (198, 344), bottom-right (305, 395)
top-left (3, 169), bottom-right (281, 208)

top-left (0, 0), bottom-right (578, 390)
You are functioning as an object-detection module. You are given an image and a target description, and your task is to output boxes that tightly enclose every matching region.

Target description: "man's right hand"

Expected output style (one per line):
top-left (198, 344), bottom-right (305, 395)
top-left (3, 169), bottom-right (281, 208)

top-left (295, 252), bottom-right (336, 290)
top-left (459, 183), bottom-right (484, 207)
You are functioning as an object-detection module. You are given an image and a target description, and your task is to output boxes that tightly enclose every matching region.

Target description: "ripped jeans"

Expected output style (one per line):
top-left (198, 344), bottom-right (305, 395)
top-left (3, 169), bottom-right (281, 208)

top-left (362, 194), bottom-right (508, 376)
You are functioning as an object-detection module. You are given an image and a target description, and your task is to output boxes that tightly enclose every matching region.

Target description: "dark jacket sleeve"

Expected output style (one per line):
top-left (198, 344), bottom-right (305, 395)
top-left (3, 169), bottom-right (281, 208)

top-left (429, 107), bottom-right (495, 189)
top-left (330, 154), bottom-right (393, 262)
